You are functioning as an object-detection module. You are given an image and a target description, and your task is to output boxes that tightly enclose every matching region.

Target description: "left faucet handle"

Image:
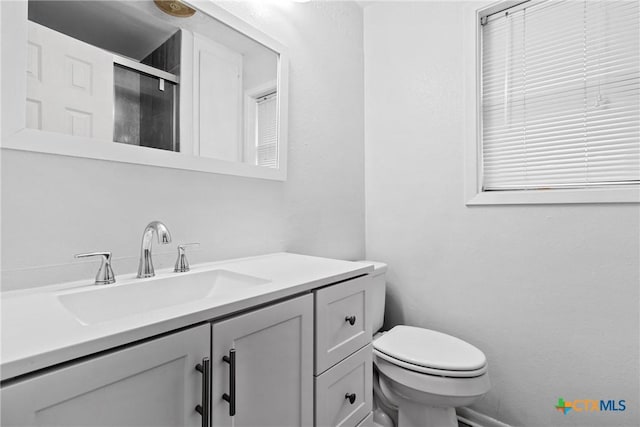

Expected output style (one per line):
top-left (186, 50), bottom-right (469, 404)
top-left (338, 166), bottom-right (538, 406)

top-left (75, 251), bottom-right (116, 285)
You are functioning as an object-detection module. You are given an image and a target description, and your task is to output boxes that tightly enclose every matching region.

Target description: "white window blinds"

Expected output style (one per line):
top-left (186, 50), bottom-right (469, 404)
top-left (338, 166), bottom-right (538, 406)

top-left (256, 93), bottom-right (278, 168)
top-left (481, 0), bottom-right (640, 191)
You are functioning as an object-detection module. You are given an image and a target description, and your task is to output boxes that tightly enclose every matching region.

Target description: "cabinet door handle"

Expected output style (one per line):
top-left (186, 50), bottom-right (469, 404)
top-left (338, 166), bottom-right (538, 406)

top-left (195, 357), bottom-right (210, 427)
top-left (345, 393), bottom-right (357, 404)
top-left (222, 349), bottom-right (236, 416)
top-left (345, 315), bottom-right (356, 326)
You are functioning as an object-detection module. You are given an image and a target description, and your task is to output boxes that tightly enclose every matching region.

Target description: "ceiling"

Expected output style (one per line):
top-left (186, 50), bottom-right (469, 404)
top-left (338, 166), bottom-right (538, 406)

top-left (27, 0), bottom-right (275, 62)
top-left (28, 1), bottom-right (178, 60)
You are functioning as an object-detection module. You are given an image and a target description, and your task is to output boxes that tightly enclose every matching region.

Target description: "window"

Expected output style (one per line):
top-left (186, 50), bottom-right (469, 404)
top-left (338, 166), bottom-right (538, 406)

top-left (244, 87), bottom-right (278, 169)
top-left (470, 0), bottom-right (639, 204)
top-left (256, 92), bottom-right (278, 168)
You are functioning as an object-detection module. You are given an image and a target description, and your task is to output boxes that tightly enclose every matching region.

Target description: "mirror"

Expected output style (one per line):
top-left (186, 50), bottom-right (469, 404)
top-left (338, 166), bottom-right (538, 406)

top-left (1, 0), bottom-right (288, 180)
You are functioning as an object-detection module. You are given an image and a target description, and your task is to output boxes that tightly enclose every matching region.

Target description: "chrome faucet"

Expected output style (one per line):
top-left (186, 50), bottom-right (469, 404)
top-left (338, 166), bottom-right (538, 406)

top-left (137, 221), bottom-right (172, 278)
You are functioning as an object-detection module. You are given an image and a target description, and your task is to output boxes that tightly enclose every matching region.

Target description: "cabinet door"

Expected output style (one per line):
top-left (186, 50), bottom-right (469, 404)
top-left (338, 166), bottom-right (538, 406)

top-left (1, 324), bottom-right (210, 427)
top-left (211, 294), bottom-right (313, 427)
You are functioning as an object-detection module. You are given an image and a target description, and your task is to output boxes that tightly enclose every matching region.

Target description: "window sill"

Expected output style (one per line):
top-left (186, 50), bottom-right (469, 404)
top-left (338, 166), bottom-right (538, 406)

top-left (466, 186), bottom-right (640, 206)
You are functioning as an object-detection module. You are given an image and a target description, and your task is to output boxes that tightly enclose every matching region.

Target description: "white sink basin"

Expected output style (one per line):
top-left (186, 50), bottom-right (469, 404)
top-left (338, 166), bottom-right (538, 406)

top-left (57, 269), bottom-right (270, 325)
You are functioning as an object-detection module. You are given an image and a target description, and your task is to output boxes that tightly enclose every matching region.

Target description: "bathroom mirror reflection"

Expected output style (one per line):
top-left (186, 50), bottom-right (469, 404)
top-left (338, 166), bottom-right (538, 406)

top-left (25, 0), bottom-right (281, 168)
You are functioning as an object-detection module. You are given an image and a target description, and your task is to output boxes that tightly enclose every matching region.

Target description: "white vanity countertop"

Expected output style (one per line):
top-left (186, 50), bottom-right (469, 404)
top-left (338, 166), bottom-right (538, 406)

top-left (0, 253), bottom-right (373, 382)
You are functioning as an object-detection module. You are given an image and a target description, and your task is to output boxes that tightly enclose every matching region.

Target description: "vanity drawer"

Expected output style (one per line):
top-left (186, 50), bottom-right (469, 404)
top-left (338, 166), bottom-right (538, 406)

top-left (315, 344), bottom-right (372, 427)
top-left (315, 275), bottom-right (371, 374)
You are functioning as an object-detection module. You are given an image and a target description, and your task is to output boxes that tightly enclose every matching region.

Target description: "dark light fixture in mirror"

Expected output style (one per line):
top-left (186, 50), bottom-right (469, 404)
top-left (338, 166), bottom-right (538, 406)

top-left (1, 0), bottom-right (288, 180)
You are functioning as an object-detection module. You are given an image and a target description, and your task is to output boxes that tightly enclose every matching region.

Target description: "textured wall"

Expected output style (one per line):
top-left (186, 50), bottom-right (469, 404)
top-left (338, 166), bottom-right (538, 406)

top-left (1, 1), bottom-right (365, 290)
top-left (364, 2), bottom-right (639, 426)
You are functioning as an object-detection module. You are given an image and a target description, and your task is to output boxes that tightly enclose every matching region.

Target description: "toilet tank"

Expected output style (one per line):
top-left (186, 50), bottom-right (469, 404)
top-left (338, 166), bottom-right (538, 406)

top-left (357, 261), bottom-right (387, 335)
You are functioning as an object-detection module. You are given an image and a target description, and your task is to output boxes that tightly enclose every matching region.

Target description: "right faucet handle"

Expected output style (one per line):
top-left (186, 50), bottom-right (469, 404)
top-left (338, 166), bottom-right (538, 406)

top-left (75, 251), bottom-right (116, 285)
top-left (174, 243), bottom-right (200, 273)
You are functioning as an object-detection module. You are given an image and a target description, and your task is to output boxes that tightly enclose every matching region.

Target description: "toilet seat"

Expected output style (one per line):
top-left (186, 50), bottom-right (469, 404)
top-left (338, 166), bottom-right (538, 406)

top-left (373, 326), bottom-right (488, 378)
top-left (374, 349), bottom-right (488, 378)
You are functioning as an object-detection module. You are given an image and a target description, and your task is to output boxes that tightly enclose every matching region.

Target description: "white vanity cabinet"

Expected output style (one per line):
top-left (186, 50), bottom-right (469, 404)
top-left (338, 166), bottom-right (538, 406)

top-left (0, 254), bottom-right (374, 427)
top-left (210, 294), bottom-right (314, 427)
top-left (0, 324), bottom-right (210, 427)
top-left (314, 276), bottom-right (373, 427)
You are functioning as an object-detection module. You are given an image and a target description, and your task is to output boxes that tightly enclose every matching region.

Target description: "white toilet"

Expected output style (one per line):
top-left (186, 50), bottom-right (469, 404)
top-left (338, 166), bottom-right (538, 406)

top-left (363, 261), bottom-right (491, 427)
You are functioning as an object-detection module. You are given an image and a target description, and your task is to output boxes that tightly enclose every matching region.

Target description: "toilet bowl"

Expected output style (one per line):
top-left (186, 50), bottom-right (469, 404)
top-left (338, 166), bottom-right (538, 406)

top-left (374, 325), bottom-right (490, 427)
top-left (360, 261), bottom-right (491, 427)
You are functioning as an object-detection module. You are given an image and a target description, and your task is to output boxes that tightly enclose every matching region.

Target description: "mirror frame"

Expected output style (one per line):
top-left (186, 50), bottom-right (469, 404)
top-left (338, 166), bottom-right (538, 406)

top-left (0, 0), bottom-right (289, 181)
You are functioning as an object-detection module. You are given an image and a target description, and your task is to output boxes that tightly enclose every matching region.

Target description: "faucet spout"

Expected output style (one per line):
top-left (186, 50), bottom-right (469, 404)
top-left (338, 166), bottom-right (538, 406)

top-left (137, 221), bottom-right (172, 278)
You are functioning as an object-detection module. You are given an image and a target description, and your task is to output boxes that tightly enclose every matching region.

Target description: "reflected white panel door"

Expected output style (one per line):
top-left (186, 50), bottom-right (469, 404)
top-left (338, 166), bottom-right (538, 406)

top-left (211, 294), bottom-right (313, 427)
top-left (0, 325), bottom-right (210, 427)
top-left (26, 21), bottom-right (113, 140)
top-left (193, 33), bottom-right (243, 161)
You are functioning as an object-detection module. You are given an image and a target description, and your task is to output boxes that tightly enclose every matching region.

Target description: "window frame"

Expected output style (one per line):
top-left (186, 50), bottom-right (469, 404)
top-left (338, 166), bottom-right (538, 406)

top-left (244, 80), bottom-right (278, 167)
top-left (464, 0), bottom-right (640, 205)
top-left (255, 91), bottom-right (279, 168)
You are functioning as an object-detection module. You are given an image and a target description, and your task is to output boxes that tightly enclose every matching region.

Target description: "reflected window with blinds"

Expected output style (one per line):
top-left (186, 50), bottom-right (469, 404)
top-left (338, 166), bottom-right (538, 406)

top-left (256, 92), bottom-right (278, 168)
top-left (480, 0), bottom-right (639, 191)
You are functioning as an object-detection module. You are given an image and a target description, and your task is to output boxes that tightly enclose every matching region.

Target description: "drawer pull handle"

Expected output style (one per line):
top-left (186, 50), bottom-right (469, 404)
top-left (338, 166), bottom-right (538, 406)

top-left (222, 349), bottom-right (236, 416)
top-left (195, 358), bottom-right (210, 427)
top-left (345, 315), bottom-right (356, 326)
top-left (345, 393), bottom-right (357, 404)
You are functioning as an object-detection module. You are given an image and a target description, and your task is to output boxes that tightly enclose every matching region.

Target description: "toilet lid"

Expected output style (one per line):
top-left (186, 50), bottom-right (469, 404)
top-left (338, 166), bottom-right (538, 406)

top-left (373, 326), bottom-right (487, 373)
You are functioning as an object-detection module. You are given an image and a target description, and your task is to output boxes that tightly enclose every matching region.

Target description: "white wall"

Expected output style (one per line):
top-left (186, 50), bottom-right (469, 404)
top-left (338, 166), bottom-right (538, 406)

top-left (1, 1), bottom-right (365, 290)
top-left (364, 2), bottom-right (639, 426)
